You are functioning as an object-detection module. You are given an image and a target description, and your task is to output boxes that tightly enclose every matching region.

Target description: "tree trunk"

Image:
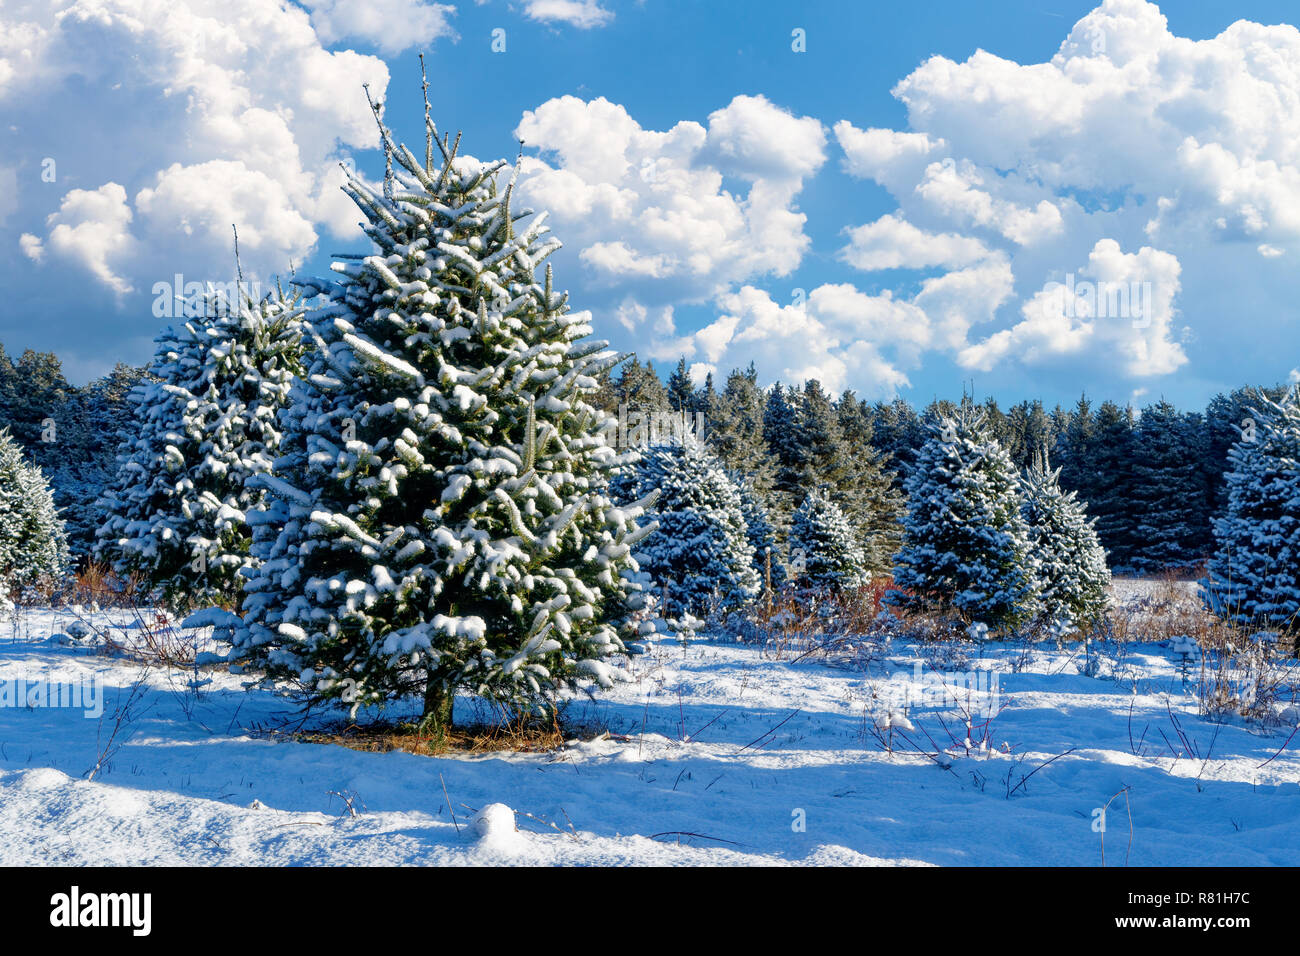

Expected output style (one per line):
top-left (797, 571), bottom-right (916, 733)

top-left (422, 675), bottom-right (454, 735)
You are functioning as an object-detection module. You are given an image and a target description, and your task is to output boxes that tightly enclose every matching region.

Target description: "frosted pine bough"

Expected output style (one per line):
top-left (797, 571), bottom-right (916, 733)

top-left (95, 284), bottom-right (305, 610)
top-left (225, 93), bottom-right (658, 732)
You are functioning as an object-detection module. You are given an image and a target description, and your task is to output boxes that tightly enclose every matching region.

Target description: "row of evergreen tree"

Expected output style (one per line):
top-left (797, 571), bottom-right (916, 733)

top-left (606, 400), bottom-right (1112, 636)
top-left (599, 380), bottom-right (1299, 641)
top-left (0, 347), bottom-right (146, 555)
top-left (0, 331), bottom-right (1284, 580)
top-left (596, 356), bottom-right (1293, 573)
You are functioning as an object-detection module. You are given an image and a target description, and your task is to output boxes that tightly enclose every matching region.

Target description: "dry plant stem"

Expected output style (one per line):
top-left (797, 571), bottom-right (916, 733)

top-left (1100, 785), bottom-right (1135, 867)
top-left (731, 708), bottom-right (801, 755)
top-left (439, 773), bottom-right (460, 834)
top-left (516, 808), bottom-right (580, 843)
top-left (1007, 747), bottom-right (1077, 798)
top-left (86, 669), bottom-right (151, 781)
top-left (649, 831), bottom-right (750, 848)
top-left (1258, 724), bottom-right (1300, 770)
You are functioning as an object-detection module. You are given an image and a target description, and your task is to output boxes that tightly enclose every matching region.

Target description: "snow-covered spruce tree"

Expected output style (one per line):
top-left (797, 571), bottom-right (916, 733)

top-left (1200, 387), bottom-right (1300, 631)
top-left (226, 92), bottom-right (658, 733)
top-left (0, 428), bottom-right (69, 600)
top-left (611, 438), bottom-right (759, 617)
top-left (1020, 454), bottom-right (1111, 631)
top-left (887, 408), bottom-right (1040, 632)
top-left (788, 488), bottom-right (866, 595)
top-left (94, 283), bottom-right (305, 610)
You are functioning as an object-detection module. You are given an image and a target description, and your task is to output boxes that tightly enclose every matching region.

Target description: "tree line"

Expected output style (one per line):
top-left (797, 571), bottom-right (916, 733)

top-left (594, 355), bottom-right (1294, 574)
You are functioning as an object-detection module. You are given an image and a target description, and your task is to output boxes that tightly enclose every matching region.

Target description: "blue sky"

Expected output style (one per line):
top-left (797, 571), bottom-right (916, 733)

top-left (3, 0), bottom-right (1299, 410)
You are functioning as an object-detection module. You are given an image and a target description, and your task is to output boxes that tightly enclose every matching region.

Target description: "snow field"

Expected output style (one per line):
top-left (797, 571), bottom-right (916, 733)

top-left (1, 591), bottom-right (1297, 866)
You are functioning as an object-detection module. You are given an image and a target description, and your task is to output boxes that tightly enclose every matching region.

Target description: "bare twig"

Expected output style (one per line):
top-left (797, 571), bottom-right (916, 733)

top-left (439, 773), bottom-right (460, 835)
top-left (1100, 784), bottom-right (1134, 867)
top-left (732, 709), bottom-right (801, 755)
top-left (649, 830), bottom-right (751, 848)
top-left (1007, 747), bottom-right (1076, 798)
top-left (1257, 723), bottom-right (1300, 769)
top-left (85, 669), bottom-right (152, 782)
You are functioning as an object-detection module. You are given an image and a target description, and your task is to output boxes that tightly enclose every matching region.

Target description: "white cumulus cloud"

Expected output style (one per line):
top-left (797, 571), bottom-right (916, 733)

top-left (301, 0), bottom-right (457, 53)
top-left (829, 0), bottom-right (1300, 394)
top-left (515, 93), bottom-right (826, 308)
top-left (840, 213), bottom-right (991, 272)
top-left (522, 0), bottom-right (613, 29)
top-left (0, 0), bottom-right (392, 376)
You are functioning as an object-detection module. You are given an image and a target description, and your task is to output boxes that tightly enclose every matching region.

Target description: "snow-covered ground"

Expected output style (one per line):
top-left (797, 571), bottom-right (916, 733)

top-left (1, 585), bottom-right (1297, 866)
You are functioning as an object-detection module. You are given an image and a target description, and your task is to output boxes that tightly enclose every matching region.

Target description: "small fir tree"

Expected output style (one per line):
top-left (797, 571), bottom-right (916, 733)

top-left (888, 408), bottom-right (1039, 632)
top-left (1020, 454), bottom-right (1111, 631)
top-left (95, 282), bottom-right (305, 610)
top-left (1201, 387), bottom-right (1300, 633)
top-left (788, 488), bottom-right (867, 596)
top-left (612, 439), bottom-right (759, 617)
top-left (0, 428), bottom-right (69, 601)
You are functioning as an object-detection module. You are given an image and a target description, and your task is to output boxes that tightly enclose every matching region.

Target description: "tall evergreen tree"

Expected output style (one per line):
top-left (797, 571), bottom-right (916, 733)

top-left (869, 397), bottom-right (925, 489)
top-left (764, 382), bottom-right (802, 506)
top-left (1003, 399), bottom-right (1055, 470)
top-left (1128, 401), bottom-right (1211, 572)
top-left (707, 365), bottom-right (780, 513)
top-left (666, 357), bottom-right (694, 412)
top-left (0, 353), bottom-right (149, 560)
top-left (616, 358), bottom-right (670, 412)
top-left (226, 96), bottom-right (657, 732)
top-left (1203, 384), bottom-right (1291, 518)
top-left (694, 370), bottom-right (717, 417)
top-left (794, 381), bottom-right (853, 493)
top-left (589, 364), bottom-right (620, 415)
top-left (0, 348), bottom-right (73, 455)
top-left (1085, 400), bottom-right (1138, 567)
top-left (979, 396), bottom-right (1009, 450)
top-left (1053, 394), bottom-right (1096, 503)
top-left (835, 389), bottom-right (905, 572)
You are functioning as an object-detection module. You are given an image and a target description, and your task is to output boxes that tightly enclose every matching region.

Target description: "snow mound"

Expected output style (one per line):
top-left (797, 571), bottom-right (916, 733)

top-left (563, 735), bottom-right (622, 758)
top-left (18, 767), bottom-right (70, 791)
top-left (472, 803), bottom-right (523, 852)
